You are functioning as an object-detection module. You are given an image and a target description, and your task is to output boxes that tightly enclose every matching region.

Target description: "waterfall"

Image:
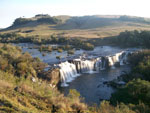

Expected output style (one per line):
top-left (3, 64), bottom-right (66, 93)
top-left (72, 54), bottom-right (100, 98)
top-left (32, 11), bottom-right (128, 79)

top-left (120, 52), bottom-right (129, 65)
top-left (106, 52), bottom-right (124, 68)
top-left (80, 60), bottom-right (95, 73)
top-left (58, 51), bottom-right (130, 87)
top-left (94, 57), bottom-right (107, 71)
top-left (59, 61), bottom-right (79, 87)
top-left (107, 56), bottom-right (114, 66)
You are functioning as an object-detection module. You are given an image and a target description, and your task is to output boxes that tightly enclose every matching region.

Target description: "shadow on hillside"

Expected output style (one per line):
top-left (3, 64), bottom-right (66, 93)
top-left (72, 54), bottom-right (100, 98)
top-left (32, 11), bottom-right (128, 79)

top-left (53, 16), bottom-right (119, 30)
top-left (1, 15), bottom-right (150, 32)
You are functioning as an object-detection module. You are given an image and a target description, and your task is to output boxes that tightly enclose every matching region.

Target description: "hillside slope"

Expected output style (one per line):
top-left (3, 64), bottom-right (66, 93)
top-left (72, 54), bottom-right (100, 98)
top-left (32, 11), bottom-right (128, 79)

top-left (1, 15), bottom-right (150, 38)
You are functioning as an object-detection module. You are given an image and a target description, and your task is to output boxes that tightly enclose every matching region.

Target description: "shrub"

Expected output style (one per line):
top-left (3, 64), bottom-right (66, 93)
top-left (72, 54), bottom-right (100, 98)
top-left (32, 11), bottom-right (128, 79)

top-left (111, 79), bottom-right (150, 106)
top-left (56, 56), bottom-right (61, 60)
top-left (57, 48), bottom-right (63, 53)
top-left (13, 18), bottom-right (33, 26)
top-left (82, 43), bottom-right (94, 50)
top-left (67, 49), bottom-right (75, 55)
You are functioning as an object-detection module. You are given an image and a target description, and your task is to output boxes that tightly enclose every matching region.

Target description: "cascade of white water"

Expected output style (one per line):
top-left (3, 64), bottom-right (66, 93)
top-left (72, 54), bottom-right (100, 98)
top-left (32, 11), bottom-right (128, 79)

top-left (94, 58), bottom-right (101, 71)
top-left (58, 51), bottom-right (130, 87)
top-left (107, 56), bottom-right (114, 66)
top-left (101, 58), bottom-right (106, 70)
top-left (80, 60), bottom-right (95, 73)
top-left (112, 52), bottom-right (122, 63)
top-left (95, 57), bottom-right (106, 71)
top-left (73, 59), bottom-right (96, 73)
top-left (120, 52), bottom-right (129, 65)
top-left (106, 52), bottom-right (124, 68)
top-left (58, 61), bottom-right (79, 87)
top-left (94, 51), bottom-right (127, 70)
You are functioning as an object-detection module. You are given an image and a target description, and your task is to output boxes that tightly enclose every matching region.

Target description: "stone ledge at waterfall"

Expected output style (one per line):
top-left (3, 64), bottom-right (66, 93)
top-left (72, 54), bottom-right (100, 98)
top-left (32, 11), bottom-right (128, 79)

top-left (56, 50), bottom-right (131, 87)
top-left (42, 50), bottom-right (132, 87)
top-left (42, 68), bottom-right (60, 87)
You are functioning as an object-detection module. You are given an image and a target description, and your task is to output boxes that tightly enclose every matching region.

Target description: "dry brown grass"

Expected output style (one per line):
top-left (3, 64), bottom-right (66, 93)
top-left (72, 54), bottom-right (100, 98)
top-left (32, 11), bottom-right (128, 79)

top-left (1, 22), bottom-right (150, 39)
top-left (16, 83), bottom-right (34, 94)
top-left (0, 80), bottom-right (13, 90)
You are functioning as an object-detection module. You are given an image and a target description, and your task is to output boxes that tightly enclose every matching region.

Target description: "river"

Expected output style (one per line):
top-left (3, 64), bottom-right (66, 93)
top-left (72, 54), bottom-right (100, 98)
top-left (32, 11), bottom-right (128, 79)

top-left (14, 43), bottom-right (136, 105)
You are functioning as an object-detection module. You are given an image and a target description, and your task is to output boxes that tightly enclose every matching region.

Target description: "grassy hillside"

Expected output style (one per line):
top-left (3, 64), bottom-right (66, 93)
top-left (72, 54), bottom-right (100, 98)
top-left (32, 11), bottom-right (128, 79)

top-left (1, 15), bottom-right (150, 39)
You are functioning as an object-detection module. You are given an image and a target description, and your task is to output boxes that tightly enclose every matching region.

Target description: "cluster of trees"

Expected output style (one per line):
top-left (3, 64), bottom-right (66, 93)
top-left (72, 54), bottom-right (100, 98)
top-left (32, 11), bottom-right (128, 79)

top-left (0, 44), bottom-right (46, 79)
top-left (110, 79), bottom-right (150, 113)
top-left (12, 18), bottom-right (33, 26)
top-left (34, 36), bottom-right (94, 50)
top-left (90, 30), bottom-right (150, 48)
top-left (111, 79), bottom-right (150, 106)
top-left (70, 38), bottom-right (94, 50)
top-left (12, 16), bottom-right (61, 27)
top-left (0, 33), bottom-right (32, 43)
top-left (103, 30), bottom-right (150, 48)
top-left (0, 33), bottom-right (94, 50)
top-left (127, 50), bottom-right (150, 81)
top-left (38, 44), bottom-right (73, 53)
top-left (115, 30), bottom-right (150, 47)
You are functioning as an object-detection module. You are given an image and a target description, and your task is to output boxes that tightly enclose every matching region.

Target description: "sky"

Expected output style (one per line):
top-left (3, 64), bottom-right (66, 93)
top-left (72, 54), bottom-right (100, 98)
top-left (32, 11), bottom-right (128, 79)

top-left (1, 0), bottom-right (150, 28)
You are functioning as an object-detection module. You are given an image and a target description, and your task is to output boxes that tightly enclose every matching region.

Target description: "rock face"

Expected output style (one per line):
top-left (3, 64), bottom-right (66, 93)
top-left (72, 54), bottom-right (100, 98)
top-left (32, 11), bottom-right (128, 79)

top-left (43, 68), bottom-right (60, 87)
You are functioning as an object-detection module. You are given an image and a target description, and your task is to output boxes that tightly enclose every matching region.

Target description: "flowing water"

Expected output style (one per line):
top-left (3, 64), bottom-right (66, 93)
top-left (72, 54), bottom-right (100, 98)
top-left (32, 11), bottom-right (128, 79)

top-left (14, 43), bottom-right (137, 105)
top-left (59, 65), bottom-right (130, 105)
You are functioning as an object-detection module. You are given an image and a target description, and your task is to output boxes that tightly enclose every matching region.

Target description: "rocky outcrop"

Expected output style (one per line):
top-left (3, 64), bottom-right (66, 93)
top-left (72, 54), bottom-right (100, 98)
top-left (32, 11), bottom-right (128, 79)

top-left (43, 68), bottom-right (60, 87)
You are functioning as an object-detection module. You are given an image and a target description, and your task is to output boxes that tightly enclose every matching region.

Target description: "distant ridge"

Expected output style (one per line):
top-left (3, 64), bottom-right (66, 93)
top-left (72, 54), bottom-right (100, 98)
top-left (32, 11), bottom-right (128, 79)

top-left (5, 14), bottom-right (150, 29)
top-left (1, 14), bottom-right (150, 38)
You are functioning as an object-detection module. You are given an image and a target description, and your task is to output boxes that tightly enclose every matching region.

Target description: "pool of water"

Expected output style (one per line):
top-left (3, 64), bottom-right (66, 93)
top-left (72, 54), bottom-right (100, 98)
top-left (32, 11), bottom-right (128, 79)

top-left (59, 65), bottom-right (130, 105)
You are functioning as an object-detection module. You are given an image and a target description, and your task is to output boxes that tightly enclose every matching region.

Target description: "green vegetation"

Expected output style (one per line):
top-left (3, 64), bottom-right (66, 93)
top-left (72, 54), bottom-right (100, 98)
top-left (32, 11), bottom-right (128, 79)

top-left (110, 79), bottom-right (150, 113)
top-left (0, 33), bottom-right (95, 50)
top-left (39, 45), bottom-right (53, 52)
top-left (69, 38), bottom-right (94, 50)
top-left (114, 30), bottom-right (150, 48)
top-left (124, 50), bottom-right (150, 81)
top-left (57, 48), bottom-right (63, 53)
top-left (13, 18), bottom-right (33, 26)
top-left (111, 79), bottom-right (150, 106)
top-left (12, 15), bottom-right (61, 27)
top-left (56, 55), bottom-right (61, 60)
top-left (67, 49), bottom-right (75, 55)
top-left (90, 30), bottom-right (150, 49)
top-left (0, 44), bottom-right (46, 79)
top-left (96, 30), bottom-right (150, 48)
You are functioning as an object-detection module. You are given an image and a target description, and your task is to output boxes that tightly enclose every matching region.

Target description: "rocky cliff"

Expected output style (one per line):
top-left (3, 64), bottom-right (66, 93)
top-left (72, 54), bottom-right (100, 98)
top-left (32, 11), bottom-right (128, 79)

top-left (42, 68), bottom-right (60, 87)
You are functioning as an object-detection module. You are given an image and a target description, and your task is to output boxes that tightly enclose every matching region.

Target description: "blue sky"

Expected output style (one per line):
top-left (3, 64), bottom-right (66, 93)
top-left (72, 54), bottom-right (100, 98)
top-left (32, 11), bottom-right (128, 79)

top-left (0, 0), bottom-right (150, 28)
